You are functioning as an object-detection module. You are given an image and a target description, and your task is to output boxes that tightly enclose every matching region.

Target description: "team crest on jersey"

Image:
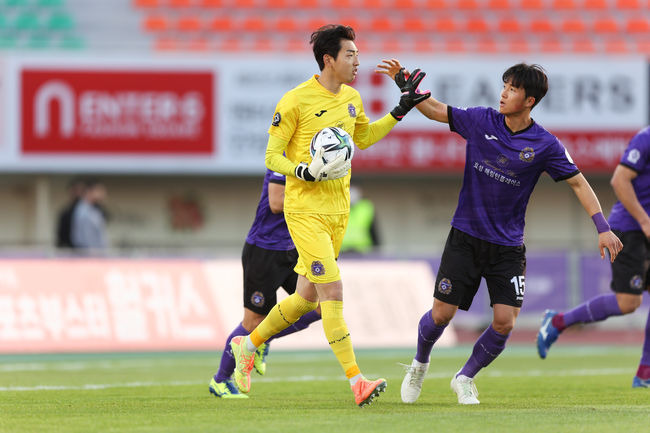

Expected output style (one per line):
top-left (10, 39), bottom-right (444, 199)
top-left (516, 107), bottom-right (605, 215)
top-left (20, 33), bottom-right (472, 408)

top-left (311, 260), bottom-right (325, 276)
top-left (438, 278), bottom-right (452, 295)
top-left (272, 112), bottom-right (281, 127)
top-left (519, 147), bottom-right (535, 163)
top-left (348, 104), bottom-right (356, 117)
top-left (627, 149), bottom-right (641, 164)
top-left (251, 291), bottom-right (265, 307)
top-left (630, 275), bottom-right (644, 290)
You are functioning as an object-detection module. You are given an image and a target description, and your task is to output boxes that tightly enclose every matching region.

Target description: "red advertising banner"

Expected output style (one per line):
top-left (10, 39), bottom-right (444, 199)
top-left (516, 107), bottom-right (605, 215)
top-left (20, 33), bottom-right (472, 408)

top-left (21, 70), bottom-right (214, 154)
top-left (0, 260), bottom-right (229, 353)
top-left (351, 130), bottom-right (636, 173)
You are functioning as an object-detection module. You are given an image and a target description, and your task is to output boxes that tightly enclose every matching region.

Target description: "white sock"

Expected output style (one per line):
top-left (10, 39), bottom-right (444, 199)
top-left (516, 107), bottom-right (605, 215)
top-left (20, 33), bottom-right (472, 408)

top-left (245, 336), bottom-right (257, 353)
top-left (349, 373), bottom-right (363, 386)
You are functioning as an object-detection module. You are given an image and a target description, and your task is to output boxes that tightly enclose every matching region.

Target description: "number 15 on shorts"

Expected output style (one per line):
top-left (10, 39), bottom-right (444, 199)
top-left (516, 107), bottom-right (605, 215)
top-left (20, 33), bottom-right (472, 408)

top-left (511, 275), bottom-right (525, 301)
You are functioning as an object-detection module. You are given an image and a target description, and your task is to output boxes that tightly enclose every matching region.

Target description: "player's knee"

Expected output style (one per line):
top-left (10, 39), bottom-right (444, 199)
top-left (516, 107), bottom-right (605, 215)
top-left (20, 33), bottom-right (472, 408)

top-left (287, 293), bottom-right (318, 319)
top-left (491, 320), bottom-right (514, 335)
top-left (618, 294), bottom-right (642, 314)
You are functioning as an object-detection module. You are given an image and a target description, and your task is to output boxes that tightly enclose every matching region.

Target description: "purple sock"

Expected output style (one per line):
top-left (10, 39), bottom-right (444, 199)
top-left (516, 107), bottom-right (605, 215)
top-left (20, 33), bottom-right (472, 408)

top-left (563, 294), bottom-right (622, 327)
top-left (458, 325), bottom-right (509, 378)
top-left (267, 310), bottom-right (321, 342)
top-left (638, 307), bottom-right (650, 378)
top-left (415, 309), bottom-right (447, 363)
top-left (214, 323), bottom-right (248, 383)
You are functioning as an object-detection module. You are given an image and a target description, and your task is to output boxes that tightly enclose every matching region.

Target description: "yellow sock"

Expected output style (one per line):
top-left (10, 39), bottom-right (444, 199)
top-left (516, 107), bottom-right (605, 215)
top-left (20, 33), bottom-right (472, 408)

top-left (251, 293), bottom-right (318, 348)
top-left (321, 300), bottom-right (360, 379)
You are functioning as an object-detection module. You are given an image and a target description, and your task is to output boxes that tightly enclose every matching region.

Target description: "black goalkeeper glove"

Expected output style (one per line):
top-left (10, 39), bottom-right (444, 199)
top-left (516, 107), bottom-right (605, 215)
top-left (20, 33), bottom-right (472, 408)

top-left (390, 68), bottom-right (431, 121)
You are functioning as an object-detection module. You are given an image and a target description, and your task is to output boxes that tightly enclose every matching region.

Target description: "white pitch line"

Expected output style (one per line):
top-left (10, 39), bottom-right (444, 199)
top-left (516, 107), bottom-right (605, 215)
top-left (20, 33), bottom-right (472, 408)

top-left (0, 368), bottom-right (633, 392)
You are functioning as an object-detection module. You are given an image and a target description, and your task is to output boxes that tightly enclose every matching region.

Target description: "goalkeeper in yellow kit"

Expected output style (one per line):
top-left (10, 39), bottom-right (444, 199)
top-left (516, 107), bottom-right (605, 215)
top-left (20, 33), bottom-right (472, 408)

top-left (231, 24), bottom-right (430, 407)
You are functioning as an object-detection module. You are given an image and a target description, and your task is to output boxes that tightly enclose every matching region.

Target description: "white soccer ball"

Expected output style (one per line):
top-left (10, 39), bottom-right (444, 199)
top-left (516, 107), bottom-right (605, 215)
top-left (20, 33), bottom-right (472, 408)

top-left (309, 127), bottom-right (355, 164)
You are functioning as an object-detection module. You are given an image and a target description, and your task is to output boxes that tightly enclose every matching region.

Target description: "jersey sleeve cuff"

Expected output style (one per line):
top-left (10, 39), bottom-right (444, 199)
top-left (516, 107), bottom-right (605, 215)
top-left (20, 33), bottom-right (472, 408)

top-left (554, 169), bottom-right (581, 182)
top-left (447, 106), bottom-right (456, 133)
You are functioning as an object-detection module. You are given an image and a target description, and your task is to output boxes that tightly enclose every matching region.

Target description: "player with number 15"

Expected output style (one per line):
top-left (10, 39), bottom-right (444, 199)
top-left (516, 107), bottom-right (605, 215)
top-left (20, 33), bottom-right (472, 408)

top-left (376, 59), bottom-right (623, 405)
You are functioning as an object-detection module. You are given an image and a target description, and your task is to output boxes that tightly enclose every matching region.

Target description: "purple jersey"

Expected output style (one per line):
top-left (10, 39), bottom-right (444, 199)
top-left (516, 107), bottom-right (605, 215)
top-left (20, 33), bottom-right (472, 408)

top-left (245, 169), bottom-right (295, 251)
top-left (449, 106), bottom-right (579, 246)
top-left (608, 126), bottom-right (650, 232)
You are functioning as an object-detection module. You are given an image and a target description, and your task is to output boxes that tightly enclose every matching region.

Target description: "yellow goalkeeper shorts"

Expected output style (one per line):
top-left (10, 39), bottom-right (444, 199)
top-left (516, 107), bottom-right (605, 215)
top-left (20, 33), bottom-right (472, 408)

top-left (284, 212), bottom-right (348, 284)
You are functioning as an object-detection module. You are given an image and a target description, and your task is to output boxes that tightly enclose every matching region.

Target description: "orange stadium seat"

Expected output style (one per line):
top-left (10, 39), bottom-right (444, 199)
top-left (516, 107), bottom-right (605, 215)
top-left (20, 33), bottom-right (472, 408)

top-left (414, 37), bottom-right (434, 52)
top-left (392, 0), bottom-right (418, 9)
top-left (509, 39), bottom-right (530, 53)
top-left (572, 38), bottom-right (595, 53)
top-left (207, 16), bottom-right (233, 32)
top-left (232, 0), bottom-right (255, 8)
top-left (169, 0), bottom-right (192, 8)
top-left (582, 0), bottom-right (607, 9)
top-left (134, 0), bottom-right (160, 8)
top-left (402, 15), bottom-right (427, 33)
top-left (286, 37), bottom-right (306, 51)
top-left (487, 0), bottom-right (511, 9)
top-left (552, 0), bottom-right (577, 9)
top-left (382, 38), bottom-right (402, 52)
top-left (616, 0), bottom-right (642, 8)
top-left (444, 38), bottom-right (466, 52)
top-left (177, 16), bottom-right (202, 32)
top-left (561, 17), bottom-right (586, 33)
top-left (362, 0), bottom-right (384, 8)
top-left (465, 17), bottom-right (490, 33)
top-left (306, 17), bottom-right (330, 31)
top-left (530, 17), bottom-right (554, 33)
top-left (187, 38), bottom-right (210, 51)
top-left (626, 17), bottom-right (650, 33)
top-left (540, 38), bottom-right (563, 52)
top-left (199, 0), bottom-right (222, 7)
top-left (424, 0), bottom-right (449, 9)
top-left (497, 17), bottom-right (522, 33)
top-left (604, 38), bottom-right (628, 53)
top-left (264, 0), bottom-right (288, 7)
top-left (593, 17), bottom-right (618, 34)
top-left (370, 16), bottom-right (395, 32)
top-left (154, 37), bottom-right (179, 51)
top-left (297, 0), bottom-right (320, 8)
top-left (339, 16), bottom-right (366, 31)
top-left (636, 40), bottom-right (650, 54)
top-left (143, 15), bottom-right (169, 32)
top-left (332, 0), bottom-right (352, 8)
top-left (274, 16), bottom-right (298, 32)
top-left (434, 16), bottom-right (458, 32)
top-left (218, 37), bottom-right (242, 52)
top-left (476, 37), bottom-right (497, 52)
top-left (457, 0), bottom-right (479, 9)
top-left (520, 0), bottom-right (544, 10)
top-left (252, 38), bottom-right (273, 51)
top-left (241, 16), bottom-right (266, 32)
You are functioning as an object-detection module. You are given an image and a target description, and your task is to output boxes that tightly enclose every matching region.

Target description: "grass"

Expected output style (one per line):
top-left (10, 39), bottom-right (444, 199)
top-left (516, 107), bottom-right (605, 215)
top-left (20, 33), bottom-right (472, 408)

top-left (1, 346), bottom-right (649, 433)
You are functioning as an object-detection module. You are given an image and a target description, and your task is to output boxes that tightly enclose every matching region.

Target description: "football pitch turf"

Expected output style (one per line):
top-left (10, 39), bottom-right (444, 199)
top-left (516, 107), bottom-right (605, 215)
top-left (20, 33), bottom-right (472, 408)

top-left (1, 345), bottom-right (649, 433)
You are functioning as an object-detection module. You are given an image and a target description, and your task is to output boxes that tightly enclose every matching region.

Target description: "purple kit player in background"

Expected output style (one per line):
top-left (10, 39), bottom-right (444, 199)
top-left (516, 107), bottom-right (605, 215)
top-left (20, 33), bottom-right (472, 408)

top-left (537, 127), bottom-right (650, 388)
top-left (209, 169), bottom-right (321, 399)
top-left (377, 59), bottom-right (623, 405)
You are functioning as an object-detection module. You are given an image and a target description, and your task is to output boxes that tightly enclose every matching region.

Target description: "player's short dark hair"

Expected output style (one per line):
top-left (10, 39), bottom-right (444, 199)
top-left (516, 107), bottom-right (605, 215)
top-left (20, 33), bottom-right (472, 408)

top-left (502, 63), bottom-right (548, 109)
top-left (310, 24), bottom-right (356, 71)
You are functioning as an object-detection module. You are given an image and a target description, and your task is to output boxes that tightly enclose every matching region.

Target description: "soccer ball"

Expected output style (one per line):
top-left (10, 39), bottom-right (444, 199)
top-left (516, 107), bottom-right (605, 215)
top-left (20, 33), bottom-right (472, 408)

top-left (309, 127), bottom-right (355, 164)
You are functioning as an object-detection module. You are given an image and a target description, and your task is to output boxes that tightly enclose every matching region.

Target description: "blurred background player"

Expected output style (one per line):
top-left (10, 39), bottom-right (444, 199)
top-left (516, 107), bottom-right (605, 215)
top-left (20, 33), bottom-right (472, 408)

top-left (340, 182), bottom-right (380, 254)
top-left (55, 176), bottom-right (86, 249)
top-left (230, 24), bottom-right (430, 407)
top-left (537, 126), bottom-right (650, 388)
top-left (377, 59), bottom-right (623, 405)
top-left (209, 168), bottom-right (322, 399)
top-left (70, 178), bottom-right (109, 252)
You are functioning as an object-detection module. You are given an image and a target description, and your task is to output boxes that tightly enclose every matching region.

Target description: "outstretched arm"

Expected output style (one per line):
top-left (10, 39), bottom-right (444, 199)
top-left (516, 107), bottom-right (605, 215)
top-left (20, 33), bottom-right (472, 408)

top-left (610, 164), bottom-right (650, 239)
top-left (376, 58), bottom-right (448, 123)
top-left (565, 173), bottom-right (623, 262)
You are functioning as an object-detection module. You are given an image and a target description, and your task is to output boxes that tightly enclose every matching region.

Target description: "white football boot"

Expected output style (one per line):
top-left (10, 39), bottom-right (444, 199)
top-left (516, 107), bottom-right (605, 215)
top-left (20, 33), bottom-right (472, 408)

top-left (450, 373), bottom-right (480, 405)
top-left (400, 359), bottom-right (429, 403)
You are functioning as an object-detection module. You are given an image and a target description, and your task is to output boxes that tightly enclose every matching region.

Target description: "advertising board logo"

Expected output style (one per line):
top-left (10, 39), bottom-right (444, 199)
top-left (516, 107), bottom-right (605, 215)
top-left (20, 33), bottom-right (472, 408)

top-left (21, 69), bottom-right (214, 154)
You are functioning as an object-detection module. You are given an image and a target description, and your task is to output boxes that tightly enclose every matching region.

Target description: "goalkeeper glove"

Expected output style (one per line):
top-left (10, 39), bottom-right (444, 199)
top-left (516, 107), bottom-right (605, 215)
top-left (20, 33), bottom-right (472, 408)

top-left (390, 68), bottom-right (431, 121)
top-left (295, 147), bottom-right (350, 181)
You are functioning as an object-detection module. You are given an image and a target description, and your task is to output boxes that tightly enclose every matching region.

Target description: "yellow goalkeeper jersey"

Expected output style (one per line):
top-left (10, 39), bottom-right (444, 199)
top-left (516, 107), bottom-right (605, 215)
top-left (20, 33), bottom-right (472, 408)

top-left (267, 75), bottom-right (370, 215)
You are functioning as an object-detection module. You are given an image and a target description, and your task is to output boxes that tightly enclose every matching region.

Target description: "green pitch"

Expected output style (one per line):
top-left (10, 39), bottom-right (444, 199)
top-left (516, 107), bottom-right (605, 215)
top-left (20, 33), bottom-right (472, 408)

top-left (1, 345), bottom-right (649, 433)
